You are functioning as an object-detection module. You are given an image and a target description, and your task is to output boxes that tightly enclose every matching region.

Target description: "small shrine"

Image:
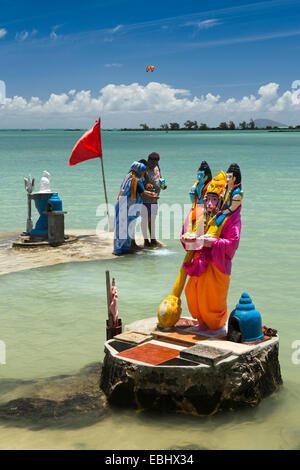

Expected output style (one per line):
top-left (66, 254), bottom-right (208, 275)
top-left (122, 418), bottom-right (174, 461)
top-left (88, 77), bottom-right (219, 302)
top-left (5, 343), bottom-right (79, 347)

top-left (100, 162), bottom-right (282, 416)
top-left (13, 171), bottom-right (77, 248)
top-left (100, 296), bottom-right (281, 416)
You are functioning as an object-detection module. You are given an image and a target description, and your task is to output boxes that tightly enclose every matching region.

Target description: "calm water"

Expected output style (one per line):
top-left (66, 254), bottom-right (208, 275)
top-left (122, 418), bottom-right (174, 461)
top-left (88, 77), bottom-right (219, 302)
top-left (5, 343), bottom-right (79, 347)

top-left (0, 129), bottom-right (300, 449)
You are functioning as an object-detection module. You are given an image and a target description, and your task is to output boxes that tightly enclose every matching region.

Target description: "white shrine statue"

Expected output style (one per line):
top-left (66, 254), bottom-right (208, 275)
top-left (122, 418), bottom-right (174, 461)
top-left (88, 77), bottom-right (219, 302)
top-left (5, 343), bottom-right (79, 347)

top-left (39, 171), bottom-right (51, 192)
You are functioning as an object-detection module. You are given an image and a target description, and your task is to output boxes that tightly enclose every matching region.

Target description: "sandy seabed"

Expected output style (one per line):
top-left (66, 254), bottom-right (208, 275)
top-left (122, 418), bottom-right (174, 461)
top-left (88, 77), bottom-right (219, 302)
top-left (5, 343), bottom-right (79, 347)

top-left (0, 229), bottom-right (120, 276)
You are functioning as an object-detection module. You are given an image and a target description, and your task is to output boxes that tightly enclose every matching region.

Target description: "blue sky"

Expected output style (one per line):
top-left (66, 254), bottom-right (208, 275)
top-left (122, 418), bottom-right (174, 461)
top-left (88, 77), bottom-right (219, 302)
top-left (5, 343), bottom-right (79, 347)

top-left (1, 0), bottom-right (300, 127)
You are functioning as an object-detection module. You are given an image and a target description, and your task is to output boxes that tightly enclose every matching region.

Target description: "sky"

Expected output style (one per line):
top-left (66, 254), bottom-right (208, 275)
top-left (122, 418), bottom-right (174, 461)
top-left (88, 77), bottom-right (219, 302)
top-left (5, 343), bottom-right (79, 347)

top-left (1, 0), bottom-right (300, 127)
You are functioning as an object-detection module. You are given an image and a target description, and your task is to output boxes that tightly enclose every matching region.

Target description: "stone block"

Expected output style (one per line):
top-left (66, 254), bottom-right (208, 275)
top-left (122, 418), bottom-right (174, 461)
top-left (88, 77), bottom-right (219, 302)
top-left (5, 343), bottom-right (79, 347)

top-left (180, 343), bottom-right (232, 366)
top-left (114, 330), bottom-right (152, 345)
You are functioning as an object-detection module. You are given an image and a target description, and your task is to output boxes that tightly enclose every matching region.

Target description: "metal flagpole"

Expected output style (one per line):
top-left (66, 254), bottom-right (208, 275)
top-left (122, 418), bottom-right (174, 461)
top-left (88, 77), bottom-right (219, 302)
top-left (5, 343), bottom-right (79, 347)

top-left (99, 120), bottom-right (114, 232)
top-left (100, 157), bottom-right (113, 231)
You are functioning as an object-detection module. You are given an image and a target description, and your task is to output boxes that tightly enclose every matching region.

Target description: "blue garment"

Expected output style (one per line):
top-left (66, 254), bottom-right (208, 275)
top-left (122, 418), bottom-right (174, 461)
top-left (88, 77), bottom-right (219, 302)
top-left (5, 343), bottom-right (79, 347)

top-left (113, 173), bottom-right (145, 255)
top-left (131, 161), bottom-right (147, 172)
top-left (189, 172), bottom-right (206, 204)
top-left (216, 187), bottom-right (242, 227)
top-left (189, 181), bottom-right (205, 204)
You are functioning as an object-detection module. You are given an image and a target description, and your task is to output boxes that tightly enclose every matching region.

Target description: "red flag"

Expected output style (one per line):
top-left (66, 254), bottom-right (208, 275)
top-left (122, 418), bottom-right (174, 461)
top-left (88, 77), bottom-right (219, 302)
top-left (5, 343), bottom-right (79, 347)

top-left (69, 118), bottom-right (102, 166)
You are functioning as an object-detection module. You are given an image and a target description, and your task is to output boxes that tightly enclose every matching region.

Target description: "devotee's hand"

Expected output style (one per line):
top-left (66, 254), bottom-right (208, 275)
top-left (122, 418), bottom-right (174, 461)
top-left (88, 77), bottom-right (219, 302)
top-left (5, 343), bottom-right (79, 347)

top-left (143, 190), bottom-right (159, 199)
top-left (145, 184), bottom-right (154, 190)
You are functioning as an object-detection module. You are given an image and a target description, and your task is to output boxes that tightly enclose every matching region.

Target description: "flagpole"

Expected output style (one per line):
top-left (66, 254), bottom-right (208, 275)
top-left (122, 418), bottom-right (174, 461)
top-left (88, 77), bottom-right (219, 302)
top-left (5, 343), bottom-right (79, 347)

top-left (100, 154), bottom-right (113, 232)
top-left (98, 118), bottom-right (114, 232)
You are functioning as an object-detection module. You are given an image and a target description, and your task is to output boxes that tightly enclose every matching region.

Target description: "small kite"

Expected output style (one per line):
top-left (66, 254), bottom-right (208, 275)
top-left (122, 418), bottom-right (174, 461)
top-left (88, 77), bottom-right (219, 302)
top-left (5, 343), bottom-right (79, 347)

top-left (146, 65), bottom-right (154, 72)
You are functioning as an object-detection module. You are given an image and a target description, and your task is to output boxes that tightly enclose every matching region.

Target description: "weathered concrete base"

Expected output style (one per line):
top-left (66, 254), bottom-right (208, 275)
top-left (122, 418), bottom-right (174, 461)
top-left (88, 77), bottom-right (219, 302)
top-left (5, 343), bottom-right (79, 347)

top-left (12, 234), bottom-right (78, 248)
top-left (100, 318), bottom-right (282, 416)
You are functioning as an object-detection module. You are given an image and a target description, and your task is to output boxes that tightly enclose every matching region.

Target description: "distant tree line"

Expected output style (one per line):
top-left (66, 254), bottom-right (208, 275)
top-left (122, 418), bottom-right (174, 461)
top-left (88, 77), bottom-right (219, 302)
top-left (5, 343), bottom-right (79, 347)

top-left (121, 119), bottom-right (295, 131)
top-left (122, 119), bottom-right (286, 131)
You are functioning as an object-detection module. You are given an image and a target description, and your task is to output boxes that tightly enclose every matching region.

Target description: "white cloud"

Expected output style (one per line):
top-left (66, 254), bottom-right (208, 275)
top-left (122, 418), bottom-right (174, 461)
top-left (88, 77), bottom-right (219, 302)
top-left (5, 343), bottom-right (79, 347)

top-left (110, 25), bottom-right (122, 34)
top-left (0, 28), bottom-right (7, 39)
top-left (105, 63), bottom-right (123, 68)
top-left (104, 24), bottom-right (123, 42)
top-left (184, 19), bottom-right (221, 29)
top-left (15, 29), bottom-right (38, 41)
top-left (50, 24), bottom-right (62, 39)
top-left (1, 81), bottom-right (300, 128)
top-left (16, 31), bottom-right (29, 41)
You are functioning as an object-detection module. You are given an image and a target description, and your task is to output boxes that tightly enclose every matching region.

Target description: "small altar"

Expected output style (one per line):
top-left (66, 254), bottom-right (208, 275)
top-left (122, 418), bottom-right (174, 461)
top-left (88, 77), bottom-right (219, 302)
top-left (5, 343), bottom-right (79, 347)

top-left (100, 317), bottom-right (282, 416)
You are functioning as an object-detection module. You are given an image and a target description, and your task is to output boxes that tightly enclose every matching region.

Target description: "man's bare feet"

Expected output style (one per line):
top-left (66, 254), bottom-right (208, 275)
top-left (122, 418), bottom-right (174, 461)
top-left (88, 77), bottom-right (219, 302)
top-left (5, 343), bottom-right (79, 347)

top-left (130, 241), bottom-right (143, 251)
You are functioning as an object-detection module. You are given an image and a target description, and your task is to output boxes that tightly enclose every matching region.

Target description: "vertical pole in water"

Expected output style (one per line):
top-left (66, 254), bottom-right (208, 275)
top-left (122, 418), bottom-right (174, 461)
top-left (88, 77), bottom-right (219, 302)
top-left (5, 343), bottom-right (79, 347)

top-left (100, 154), bottom-right (113, 232)
top-left (106, 270), bottom-right (114, 340)
top-left (26, 192), bottom-right (33, 233)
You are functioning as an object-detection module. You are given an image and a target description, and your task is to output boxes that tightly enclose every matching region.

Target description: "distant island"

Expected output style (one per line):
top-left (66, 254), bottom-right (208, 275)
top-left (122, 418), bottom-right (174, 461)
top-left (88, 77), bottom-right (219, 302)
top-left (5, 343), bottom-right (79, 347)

top-left (121, 118), bottom-right (300, 132)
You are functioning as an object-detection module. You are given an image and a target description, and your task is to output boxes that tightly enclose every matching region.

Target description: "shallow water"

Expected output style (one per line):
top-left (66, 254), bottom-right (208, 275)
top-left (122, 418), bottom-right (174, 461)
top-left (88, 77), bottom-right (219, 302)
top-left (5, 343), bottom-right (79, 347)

top-left (0, 130), bottom-right (300, 449)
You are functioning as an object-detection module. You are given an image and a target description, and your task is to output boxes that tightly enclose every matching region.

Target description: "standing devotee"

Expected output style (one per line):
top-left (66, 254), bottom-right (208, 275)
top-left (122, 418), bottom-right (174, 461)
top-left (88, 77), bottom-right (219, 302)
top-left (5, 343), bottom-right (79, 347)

top-left (141, 152), bottom-right (167, 247)
top-left (113, 161), bottom-right (158, 256)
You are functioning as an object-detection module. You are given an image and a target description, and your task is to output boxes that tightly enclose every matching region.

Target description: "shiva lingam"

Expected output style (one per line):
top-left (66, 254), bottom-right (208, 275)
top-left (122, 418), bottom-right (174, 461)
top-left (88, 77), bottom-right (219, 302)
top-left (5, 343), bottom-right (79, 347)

top-left (14, 171), bottom-right (70, 247)
top-left (29, 171), bottom-right (66, 243)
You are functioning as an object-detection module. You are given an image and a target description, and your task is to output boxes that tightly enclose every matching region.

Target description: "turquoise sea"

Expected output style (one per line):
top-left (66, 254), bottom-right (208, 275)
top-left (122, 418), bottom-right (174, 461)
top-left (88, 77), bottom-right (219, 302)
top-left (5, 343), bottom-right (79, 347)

top-left (0, 129), bottom-right (300, 449)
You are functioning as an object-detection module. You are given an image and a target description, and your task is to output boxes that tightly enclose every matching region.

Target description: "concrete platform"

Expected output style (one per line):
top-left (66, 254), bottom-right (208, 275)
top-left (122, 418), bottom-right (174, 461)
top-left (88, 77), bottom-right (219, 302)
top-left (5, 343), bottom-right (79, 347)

top-left (12, 234), bottom-right (78, 248)
top-left (100, 316), bottom-right (282, 416)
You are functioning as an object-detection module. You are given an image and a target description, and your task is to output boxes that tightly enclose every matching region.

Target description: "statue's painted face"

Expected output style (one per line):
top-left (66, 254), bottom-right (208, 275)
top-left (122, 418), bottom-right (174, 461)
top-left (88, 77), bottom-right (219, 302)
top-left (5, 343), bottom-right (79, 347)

top-left (197, 170), bottom-right (205, 182)
top-left (226, 172), bottom-right (235, 188)
top-left (206, 194), bottom-right (219, 213)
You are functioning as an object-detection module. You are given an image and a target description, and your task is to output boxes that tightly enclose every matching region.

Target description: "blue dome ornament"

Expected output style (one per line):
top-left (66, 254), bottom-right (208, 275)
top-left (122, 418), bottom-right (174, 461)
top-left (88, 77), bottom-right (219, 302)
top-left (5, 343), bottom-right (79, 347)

top-left (229, 292), bottom-right (264, 343)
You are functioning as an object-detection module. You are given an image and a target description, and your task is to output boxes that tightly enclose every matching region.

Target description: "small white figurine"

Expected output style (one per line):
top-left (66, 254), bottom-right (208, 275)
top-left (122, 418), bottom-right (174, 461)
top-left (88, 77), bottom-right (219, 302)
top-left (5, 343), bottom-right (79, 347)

top-left (39, 171), bottom-right (51, 192)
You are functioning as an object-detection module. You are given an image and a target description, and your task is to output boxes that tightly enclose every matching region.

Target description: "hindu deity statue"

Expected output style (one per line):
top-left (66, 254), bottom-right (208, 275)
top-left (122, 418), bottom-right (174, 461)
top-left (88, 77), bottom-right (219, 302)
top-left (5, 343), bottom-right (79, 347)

top-left (215, 163), bottom-right (243, 227)
top-left (181, 161), bottom-right (212, 250)
top-left (157, 165), bottom-right (242, 332)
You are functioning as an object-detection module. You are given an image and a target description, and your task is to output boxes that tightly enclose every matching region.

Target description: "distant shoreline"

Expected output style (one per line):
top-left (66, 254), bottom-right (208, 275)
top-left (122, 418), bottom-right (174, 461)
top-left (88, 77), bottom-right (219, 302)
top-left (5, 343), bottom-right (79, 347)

top-left (119, 128), bottom-right (300, 132)
top-left (1, 128), bottom-right (300, 132)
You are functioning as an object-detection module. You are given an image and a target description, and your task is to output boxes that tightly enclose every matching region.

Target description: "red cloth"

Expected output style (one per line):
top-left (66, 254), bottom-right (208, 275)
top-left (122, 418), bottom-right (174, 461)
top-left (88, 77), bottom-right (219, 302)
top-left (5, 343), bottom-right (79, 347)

top-left (69, 118), bottom-right (102, 166)
top-left (109, 285), bottom-right (119, 327)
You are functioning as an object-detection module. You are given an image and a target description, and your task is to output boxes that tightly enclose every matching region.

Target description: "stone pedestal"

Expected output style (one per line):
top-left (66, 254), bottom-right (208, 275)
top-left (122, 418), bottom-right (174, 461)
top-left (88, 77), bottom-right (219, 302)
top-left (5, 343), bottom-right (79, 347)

top-left (46, 211), bottom-right (67, 246)
top-left (100, 317), bottom-right (282, 416)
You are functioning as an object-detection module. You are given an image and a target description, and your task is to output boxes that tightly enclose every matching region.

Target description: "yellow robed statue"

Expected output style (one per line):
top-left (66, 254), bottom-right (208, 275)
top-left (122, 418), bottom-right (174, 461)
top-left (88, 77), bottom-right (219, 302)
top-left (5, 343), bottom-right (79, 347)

top-left (157, 170), bottom-right (227, 328)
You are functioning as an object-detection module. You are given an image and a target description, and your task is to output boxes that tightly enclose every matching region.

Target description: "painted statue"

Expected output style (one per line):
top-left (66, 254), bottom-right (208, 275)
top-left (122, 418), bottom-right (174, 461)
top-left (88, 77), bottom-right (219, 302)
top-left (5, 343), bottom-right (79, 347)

top-left (215, 163), bottom-right (243, 228)
top-left (39, 171), bottom-right (51, 193)
top-left (157, 163), bottom-right (213, 328)
top-left (157, 164), bottom-right (242, 332)
top-left (182, 161), bottom-right (212, 247)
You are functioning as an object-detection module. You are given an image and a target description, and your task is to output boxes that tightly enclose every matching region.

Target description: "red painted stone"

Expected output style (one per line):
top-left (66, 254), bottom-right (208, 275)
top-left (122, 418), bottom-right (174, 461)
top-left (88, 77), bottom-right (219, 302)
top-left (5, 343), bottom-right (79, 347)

top-left (116, 342), bottom-right (180, 365)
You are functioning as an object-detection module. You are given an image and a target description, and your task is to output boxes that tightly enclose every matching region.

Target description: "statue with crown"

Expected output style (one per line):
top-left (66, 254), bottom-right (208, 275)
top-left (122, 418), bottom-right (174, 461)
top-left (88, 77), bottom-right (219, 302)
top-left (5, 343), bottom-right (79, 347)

top-left (157, 162), bottom-right (243, 334)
